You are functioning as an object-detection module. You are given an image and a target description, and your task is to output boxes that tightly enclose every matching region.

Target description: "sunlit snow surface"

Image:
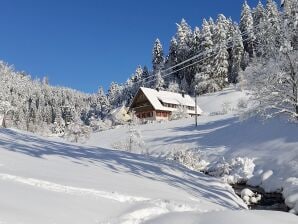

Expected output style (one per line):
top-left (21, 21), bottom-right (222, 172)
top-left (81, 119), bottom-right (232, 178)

top-left (0, 87), bottom-right (297, 223)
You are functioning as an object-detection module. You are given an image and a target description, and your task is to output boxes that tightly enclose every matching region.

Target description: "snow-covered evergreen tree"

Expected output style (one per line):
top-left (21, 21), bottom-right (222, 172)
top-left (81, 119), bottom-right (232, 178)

top-left (230, 24), bottom-right (244, 83)
top-left (175, 19), bottom-right (193, 87)
top-left (152, 38), bottom-right (165, 75)
top-left (180, 75), bottom-right (189, 92)
top-left (176, 18), bottom-right (193, 54)
top-left (240, 1), bottom-right (256, 58)
top-left (282, 0), bottom-right (298, 50)
top-left (190, 27), bottom-right (201, 75)
top-left (212, 14), bottom-right (229, 90)
top-left (167, 81), bottom-right (180, 93)
top-left (253, 1), bottom-right (266, 56)
top-left (140, 66), bottom-right (150, 87)
top-left (108, 82), bottom-right (123, 107)
top-left (165, 37), bottom-right (179, 85)
top-left (153, 71), bottom-right (165, 90)
top-left (194, 19), bottom-right (214, 94)
top-left (97, 86), bottom-right (111, 118)
top-left (244, 13), bottom-right (298, 121)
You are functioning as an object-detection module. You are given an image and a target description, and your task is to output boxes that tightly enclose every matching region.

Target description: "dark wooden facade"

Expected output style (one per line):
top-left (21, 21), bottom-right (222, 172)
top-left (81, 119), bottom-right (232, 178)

top-left (130, 89), bottom-right (171, 120)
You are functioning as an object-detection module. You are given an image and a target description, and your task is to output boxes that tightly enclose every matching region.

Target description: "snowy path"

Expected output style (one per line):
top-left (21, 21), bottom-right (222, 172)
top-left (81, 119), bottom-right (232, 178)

top-left (104, 199), bottom-right (212, 224)
top-left (0, 172), bottom-right (217, 224)
top-left (0, 173), bottom-right (149, 203)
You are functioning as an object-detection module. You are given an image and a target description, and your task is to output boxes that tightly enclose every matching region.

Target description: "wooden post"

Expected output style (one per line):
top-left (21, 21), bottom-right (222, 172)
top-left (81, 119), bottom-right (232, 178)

top-left (195, 93), bottom-right (198, 127)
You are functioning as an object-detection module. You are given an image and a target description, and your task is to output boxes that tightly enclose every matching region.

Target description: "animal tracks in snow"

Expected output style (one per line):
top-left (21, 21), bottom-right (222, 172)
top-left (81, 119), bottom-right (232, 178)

top-left (0, 173), bottom-right (149, 203)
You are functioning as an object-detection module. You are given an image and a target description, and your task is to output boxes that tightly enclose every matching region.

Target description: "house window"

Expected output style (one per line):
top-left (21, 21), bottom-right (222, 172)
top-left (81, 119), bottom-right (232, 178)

top-left (156, 111), bottom-right (168, 117)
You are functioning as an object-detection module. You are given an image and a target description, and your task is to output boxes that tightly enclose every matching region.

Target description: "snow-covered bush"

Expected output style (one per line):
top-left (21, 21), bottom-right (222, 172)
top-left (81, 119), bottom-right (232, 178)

top-left (0, 101), bottom-right (14, 128)
top-left (64, 121), bottom-right (91, 143)
top-left (111, 123), bottom-right (147, 154)
top-left (283, 177), bottom-right (298, 215)
top-left (221, 101), bottom-right (234, 114)
top-left (241, 188), bottom-right (262, 205)
top-left (168, 147), bottom-right (208, 171)
top-left (51, 119), bottom-right (66, 136)
top-left (207, 157), bottom-right (255, 184)
top-left (89, 117), bottom-right (112, 132)
top-left (237, 98), bottom-right (248, 110)
top-left (170, 105), bottom-right (190, 120)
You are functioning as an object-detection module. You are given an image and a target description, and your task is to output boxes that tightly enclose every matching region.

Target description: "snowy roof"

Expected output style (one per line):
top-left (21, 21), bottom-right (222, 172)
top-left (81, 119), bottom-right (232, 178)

top-left (134, 87), bottom-right (202, 114)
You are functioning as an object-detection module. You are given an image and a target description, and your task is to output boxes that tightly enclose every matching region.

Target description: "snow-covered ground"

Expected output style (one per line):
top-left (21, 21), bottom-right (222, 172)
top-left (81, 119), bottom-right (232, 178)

top-left (88, 87), bottom-right (298, 215)
top-left (0, 127), bottom-right (246, 224)
top-left (0, 87), bottom-right (297, 223)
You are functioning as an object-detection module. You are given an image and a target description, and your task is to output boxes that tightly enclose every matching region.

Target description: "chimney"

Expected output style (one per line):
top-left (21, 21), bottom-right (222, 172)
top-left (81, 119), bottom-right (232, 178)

top-left (181, 90), bottom-right (185, 98)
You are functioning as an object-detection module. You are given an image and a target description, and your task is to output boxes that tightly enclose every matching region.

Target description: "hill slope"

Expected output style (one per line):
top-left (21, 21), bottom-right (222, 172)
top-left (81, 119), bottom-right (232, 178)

top-left (0, 87), bottom-right (297, 223)
top-left (0, 128), bottom-right (247, 224)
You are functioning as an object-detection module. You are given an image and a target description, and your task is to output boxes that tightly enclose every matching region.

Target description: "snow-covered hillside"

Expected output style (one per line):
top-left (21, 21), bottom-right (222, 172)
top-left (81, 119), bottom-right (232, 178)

top-left (88, 87), bottom-right (298, 215)
top-left (0, 87), bottom-right (297, 223)
top-left (0, 127), bottom-right (245, 224)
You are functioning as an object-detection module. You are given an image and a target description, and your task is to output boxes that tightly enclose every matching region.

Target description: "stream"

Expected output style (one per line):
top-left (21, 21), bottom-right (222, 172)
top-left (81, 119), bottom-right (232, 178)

top-left (232, 184), bottom-right (289, 212)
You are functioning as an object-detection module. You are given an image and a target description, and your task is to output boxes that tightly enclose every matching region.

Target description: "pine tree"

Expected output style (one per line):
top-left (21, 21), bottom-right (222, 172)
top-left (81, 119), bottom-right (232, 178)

top-left (180, 75), bottom-right (189, 92)
top-left (176, 18), bottom-right (193, 53)
top-left (108, 82), bottom-right (122, 107)
top-left (240, 1), bottom-right (256, 58)
top-left (190, 27), bottom-right (201, 75)
top-left (154, 71), bottom-right (165, 90)
top-left (212, 14), bottom-right (229, 90)
top-left (257, 0), bottom-right (281, 58)
top-left (176, 19), bottom-right (193, 86)
top-left (97, 86), bottom-right (110, 118)
top-left (253, 1), bottom-right (266, 26)
top-left (230, 24), bottom-right (244, 83)
top-left (208, 17), bottom-right (216, 36)
top-left (282, 0), bottom-right (298, 50)
top-left (266, 0), bottom-right (281, 50)
top-left (194, 19), bottom-right (214, 94)
top-left (152, 38), bottom-right (165, 75)
top-left (253, 1), bottom-right (266, 56)
top-left (141, 66), bottom-right (150, 87)
top-left (165, 37), bottom-right (179, 84)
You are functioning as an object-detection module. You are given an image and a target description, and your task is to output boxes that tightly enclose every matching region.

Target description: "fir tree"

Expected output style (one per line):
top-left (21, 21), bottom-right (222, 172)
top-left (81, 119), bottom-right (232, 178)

top-left (141, 66), bottom-right (150, 87)
top-left (153, 71), bottom-right (165, 90)
top-left (240, 1), bottom-right (256, 58)
top-left (165, 37), bottom-right (179, 84)
top-left (176, 19), bottom-right (193, 86)
top-left (152, 38), bottom-right (165, 75)
top-left (212, 14), bottom-right (229, 90)
top-left (194, 19), bottom-right (214, 94)
top-left (230, 24), bottom-right (244, 83)
top-left (253, 1), bottom-right (266, 56)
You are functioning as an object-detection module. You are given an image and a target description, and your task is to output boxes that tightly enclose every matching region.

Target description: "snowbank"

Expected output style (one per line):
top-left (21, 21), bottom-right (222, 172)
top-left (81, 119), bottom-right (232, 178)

top-left (283, 178), bottom-right (298, 214)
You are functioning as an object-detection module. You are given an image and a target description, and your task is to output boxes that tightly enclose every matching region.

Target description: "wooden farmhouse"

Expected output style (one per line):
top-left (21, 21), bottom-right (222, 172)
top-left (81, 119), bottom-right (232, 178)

top-left (129, 87), bottom-right (202, 121)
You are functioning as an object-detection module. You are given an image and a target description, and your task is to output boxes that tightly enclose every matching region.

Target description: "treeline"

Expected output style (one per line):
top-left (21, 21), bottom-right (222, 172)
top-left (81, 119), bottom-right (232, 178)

top-left (106, 0), bottom-right (294, 107)
top-left (0, 62), bottom-right (109, 134)
top-left (0, 0), bottom-right (297, 135)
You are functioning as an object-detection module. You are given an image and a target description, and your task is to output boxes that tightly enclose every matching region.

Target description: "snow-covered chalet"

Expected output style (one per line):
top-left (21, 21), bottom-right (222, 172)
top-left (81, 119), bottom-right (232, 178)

top-left (129, 87), bottom-right (202, 121)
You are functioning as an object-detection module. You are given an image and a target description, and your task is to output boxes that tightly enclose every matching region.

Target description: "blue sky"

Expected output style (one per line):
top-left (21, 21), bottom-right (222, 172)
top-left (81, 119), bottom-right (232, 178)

top-left (0, 0), bottom-right (267, 93)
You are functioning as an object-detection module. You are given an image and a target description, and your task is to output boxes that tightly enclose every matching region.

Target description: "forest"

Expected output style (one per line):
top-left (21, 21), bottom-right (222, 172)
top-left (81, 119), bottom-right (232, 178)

top-left (0, 0), bottom-right (297, 136)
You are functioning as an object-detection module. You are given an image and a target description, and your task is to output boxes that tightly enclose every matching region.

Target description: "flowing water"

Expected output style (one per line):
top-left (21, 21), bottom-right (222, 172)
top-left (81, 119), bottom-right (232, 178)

top-left (232, 184), bottom-right (289, 212)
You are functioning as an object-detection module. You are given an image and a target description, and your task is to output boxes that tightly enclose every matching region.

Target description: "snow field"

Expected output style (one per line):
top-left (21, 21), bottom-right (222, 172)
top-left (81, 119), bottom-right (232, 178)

top-left (89, 87), bottom-right (298, 215)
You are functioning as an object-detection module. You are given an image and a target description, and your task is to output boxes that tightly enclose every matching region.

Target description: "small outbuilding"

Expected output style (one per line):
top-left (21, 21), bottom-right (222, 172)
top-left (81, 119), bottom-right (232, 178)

top-left (129, 87), bottom-right (202, 121)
